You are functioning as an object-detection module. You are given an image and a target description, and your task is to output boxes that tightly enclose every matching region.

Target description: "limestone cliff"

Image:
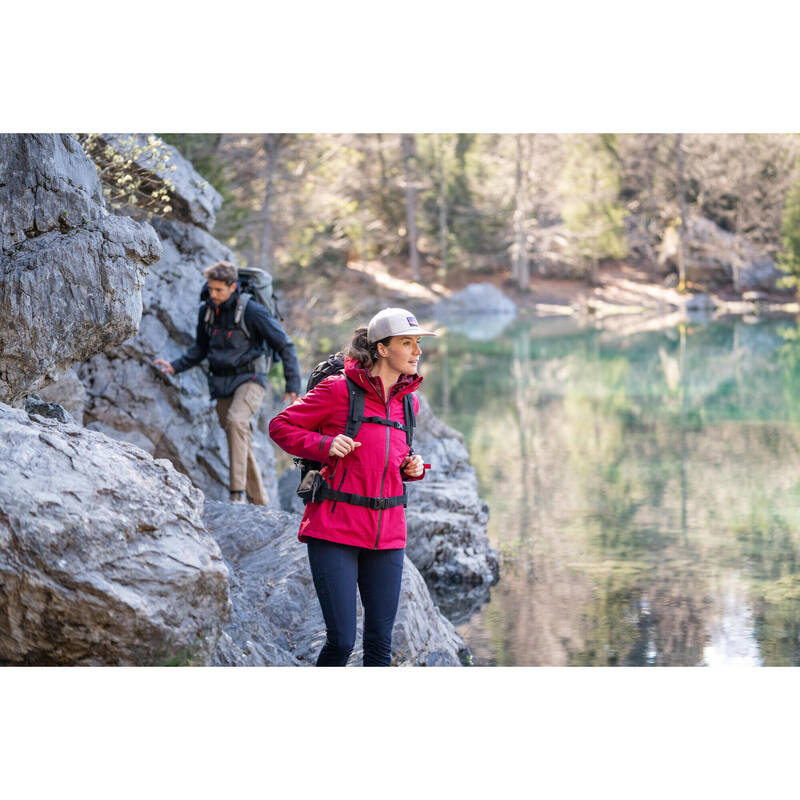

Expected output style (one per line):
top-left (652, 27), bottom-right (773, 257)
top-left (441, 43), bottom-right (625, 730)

top-left (0, 134), bottom-right (162, 405)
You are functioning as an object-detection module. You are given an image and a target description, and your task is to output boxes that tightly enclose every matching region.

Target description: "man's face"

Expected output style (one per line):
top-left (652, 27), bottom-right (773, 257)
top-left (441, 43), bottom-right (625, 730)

top-left (207, 279), bottom-right (236, 307)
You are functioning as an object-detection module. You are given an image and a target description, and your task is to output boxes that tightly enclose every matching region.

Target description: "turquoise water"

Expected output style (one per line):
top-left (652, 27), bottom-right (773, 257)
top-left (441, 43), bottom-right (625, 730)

top-left (417, 314), bottom-right (800, 666)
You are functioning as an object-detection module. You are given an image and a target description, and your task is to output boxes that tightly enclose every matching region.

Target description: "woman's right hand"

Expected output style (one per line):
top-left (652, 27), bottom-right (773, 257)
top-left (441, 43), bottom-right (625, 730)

top-left (329, 434), bottom-right (362, 459)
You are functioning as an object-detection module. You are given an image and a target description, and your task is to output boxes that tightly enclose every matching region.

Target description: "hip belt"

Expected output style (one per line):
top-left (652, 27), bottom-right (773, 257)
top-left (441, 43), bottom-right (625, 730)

top-left (297, 470), bottom-right (407, 510)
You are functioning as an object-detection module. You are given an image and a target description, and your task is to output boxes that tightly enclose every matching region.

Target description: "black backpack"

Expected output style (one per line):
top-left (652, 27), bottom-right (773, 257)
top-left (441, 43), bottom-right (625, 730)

top-left (200, 266), bottom-right (283, 367)
top-left (294, 352), bottom-right (416, 507)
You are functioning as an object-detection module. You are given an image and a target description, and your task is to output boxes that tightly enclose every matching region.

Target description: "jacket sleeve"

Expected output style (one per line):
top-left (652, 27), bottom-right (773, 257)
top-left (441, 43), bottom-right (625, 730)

top-left (269, 377), bottom-right (339, 462)
top-left (246, 303), bottom-right (302, 395)
top-left (171, 306), bottom-right (209, 374)
top-left (403, 393), bottom-right (426, 482)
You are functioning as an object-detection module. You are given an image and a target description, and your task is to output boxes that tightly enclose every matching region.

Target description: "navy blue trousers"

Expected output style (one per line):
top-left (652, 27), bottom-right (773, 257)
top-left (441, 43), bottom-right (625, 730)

top-left (306, 537), bottom-right (405, 667)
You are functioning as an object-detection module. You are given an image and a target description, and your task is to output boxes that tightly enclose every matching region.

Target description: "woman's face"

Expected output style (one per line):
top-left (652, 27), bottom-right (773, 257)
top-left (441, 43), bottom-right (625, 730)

top-left (378, 335), bottom-right (422, 375)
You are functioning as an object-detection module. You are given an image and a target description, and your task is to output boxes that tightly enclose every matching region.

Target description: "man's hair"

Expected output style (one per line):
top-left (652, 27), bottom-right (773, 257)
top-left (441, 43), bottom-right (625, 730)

top-left (204, 261), bottom-right (238, 285)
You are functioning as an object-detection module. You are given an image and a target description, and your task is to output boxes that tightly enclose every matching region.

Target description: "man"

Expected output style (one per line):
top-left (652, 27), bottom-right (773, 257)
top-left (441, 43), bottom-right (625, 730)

top-left (154, 260), bottom-right (301, 504)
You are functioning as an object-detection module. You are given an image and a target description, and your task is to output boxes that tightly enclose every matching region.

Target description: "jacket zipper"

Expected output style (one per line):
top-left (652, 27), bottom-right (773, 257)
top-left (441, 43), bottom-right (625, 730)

top-left (373, 388), bottom-right (393, 549)
top-left (374, 425), bottom-right (391, 549)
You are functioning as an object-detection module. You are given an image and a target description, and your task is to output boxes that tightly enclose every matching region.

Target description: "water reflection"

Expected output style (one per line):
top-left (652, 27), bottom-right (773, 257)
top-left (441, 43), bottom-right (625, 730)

top-left (419, 315), bottom-right (800, 666)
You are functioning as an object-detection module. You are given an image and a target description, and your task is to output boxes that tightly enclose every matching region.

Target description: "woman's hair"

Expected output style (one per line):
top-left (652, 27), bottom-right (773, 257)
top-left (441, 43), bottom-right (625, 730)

top-left (204, 260), bottom-right (238, 285)
top-left (346, 326), bottom-right (392, 369)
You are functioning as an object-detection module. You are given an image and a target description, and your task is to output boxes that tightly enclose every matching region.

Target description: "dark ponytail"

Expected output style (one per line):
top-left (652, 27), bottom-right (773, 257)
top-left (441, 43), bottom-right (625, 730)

top-left (346, 326), bottom-right (391, 370)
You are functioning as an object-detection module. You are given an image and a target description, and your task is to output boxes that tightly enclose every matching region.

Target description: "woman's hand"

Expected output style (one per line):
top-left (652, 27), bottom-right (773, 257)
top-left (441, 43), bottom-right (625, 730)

top-left (329, 434), bottom-right (362, 459)
top-left (401, 454), bottom-right (424, 478)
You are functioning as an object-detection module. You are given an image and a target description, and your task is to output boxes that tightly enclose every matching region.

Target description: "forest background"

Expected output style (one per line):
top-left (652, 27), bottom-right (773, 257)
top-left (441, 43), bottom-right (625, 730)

top-left (132, 133), bottom-right (800, 301)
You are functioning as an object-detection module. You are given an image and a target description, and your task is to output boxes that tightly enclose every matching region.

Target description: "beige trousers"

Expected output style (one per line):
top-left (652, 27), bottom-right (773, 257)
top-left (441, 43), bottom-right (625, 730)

top-left (215, 381), bottom-right (267, 505)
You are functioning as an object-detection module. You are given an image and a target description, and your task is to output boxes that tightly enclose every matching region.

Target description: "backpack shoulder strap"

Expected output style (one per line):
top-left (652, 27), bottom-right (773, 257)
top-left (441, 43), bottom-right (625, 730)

top-left (202, 303), bottom-right (214, 335)
top-left (403, 392), bottom-right (416, 449)
top-left (234, 293), bottom-right (252, 339)
top-left (344, 376), bottom-right (366, 440)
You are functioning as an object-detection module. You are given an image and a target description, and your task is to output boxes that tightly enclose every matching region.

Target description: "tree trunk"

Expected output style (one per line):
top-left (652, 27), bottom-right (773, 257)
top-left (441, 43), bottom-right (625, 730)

top-left (359, 134), bottom-right (371, 264)
top-left (513, 135), bottom-right (532, 290)
top-left (261, 134), bottom-right (281, 274)
top-left (675, 133), bottom-right (689, 292)
top-left (733, 134), bottom-right (746, 294)
top-left (437, 136), bottom-right (448, 280)
top-left (401, 134), bottom-right (421, 281)
top-left (512, 135), bottom-right (522, 285)
top-left (375, 133), bottom-right (392, 230)
top-left (521, 135), bottom-right (532, 290)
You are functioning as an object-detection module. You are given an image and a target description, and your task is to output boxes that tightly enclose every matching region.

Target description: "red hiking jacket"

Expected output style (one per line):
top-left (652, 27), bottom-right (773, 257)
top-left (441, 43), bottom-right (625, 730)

top-left (268, 358), bottom-right (426, 549)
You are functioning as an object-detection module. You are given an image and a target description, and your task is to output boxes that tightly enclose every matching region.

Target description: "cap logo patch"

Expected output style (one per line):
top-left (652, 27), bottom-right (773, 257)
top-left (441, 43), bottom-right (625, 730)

top-left (407, 316), bottom-right (419, 327)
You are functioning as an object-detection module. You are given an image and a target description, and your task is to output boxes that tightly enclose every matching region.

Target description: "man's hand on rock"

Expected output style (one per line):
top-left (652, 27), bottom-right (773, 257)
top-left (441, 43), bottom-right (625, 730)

top-left (153, 359), bottom-right (174, 375)
top-left (284, 392), bottom-right (299, 405)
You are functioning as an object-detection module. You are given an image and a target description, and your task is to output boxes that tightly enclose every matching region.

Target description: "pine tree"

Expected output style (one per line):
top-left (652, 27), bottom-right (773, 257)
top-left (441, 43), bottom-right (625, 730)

top-left (559, 134), bottom-right (628, 283)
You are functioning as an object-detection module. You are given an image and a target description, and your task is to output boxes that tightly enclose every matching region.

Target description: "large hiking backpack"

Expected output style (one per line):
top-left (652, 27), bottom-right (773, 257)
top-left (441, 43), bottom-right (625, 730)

top-left (200, 266), bottom-right (283, 369)
top-left (294, 352), bottom-right (417, 507)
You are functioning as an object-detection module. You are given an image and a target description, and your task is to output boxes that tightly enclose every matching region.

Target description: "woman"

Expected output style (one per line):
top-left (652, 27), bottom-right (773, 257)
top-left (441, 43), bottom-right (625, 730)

top-left (269, 307), bottom-right (436, 666)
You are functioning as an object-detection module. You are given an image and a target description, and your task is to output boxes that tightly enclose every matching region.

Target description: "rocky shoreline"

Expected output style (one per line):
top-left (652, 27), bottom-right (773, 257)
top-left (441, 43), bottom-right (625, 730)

top-left (0, 133), bottom-right (498, 666)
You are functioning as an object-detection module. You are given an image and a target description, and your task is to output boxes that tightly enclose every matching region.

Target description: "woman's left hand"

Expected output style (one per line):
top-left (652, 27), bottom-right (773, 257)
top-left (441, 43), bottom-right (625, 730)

top-left (401, 454), bottom-right (424, 478)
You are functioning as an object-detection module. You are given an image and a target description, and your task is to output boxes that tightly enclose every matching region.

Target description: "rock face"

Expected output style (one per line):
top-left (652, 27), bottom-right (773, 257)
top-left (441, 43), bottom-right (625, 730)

top-left (71, 155), bottom-right (278, 503)
top-left (657, 216), bottom-right (787, 292)
top-left (96, 134), bottom-right (222, 231)
top-left (404, 394), bottom-right (500, 625)
top-left (204, 502), bottom-right (468, 666)
top-left (0, 403), bottom-right (231, 665)
top-left (0, 134), bottom-right (162, 406)
top-left (277, 465), bottom-right (306, 515)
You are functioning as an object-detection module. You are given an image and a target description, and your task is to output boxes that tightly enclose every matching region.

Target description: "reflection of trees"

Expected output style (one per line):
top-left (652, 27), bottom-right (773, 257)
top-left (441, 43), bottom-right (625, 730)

top-left (511, 328), bottom-right (540, 574)
top-left (753, 584), bottom-right (800, 666)
top-left (439, 320), bottom-right (800, 665)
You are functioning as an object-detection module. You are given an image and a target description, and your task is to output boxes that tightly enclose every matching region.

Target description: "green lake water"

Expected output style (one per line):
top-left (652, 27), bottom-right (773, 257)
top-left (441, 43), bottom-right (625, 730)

top-left (417, 313), bottom-right (800, 666)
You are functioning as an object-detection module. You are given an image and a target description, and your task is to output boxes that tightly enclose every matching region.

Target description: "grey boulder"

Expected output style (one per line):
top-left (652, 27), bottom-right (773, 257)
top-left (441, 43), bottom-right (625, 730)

top-left (0, 403), bottom-right (231, 665)
top-left (435, 283), bottom-right (517, 340)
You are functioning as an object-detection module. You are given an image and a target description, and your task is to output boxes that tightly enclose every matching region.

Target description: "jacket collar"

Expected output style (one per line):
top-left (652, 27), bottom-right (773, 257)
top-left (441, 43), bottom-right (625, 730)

top-left (344, 357), bottom-right (422, 402)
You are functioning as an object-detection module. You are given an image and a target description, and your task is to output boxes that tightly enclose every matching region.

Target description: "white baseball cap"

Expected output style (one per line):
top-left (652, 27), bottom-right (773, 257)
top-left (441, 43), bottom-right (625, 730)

top-left (367, 307), bottom-right (438, 343)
